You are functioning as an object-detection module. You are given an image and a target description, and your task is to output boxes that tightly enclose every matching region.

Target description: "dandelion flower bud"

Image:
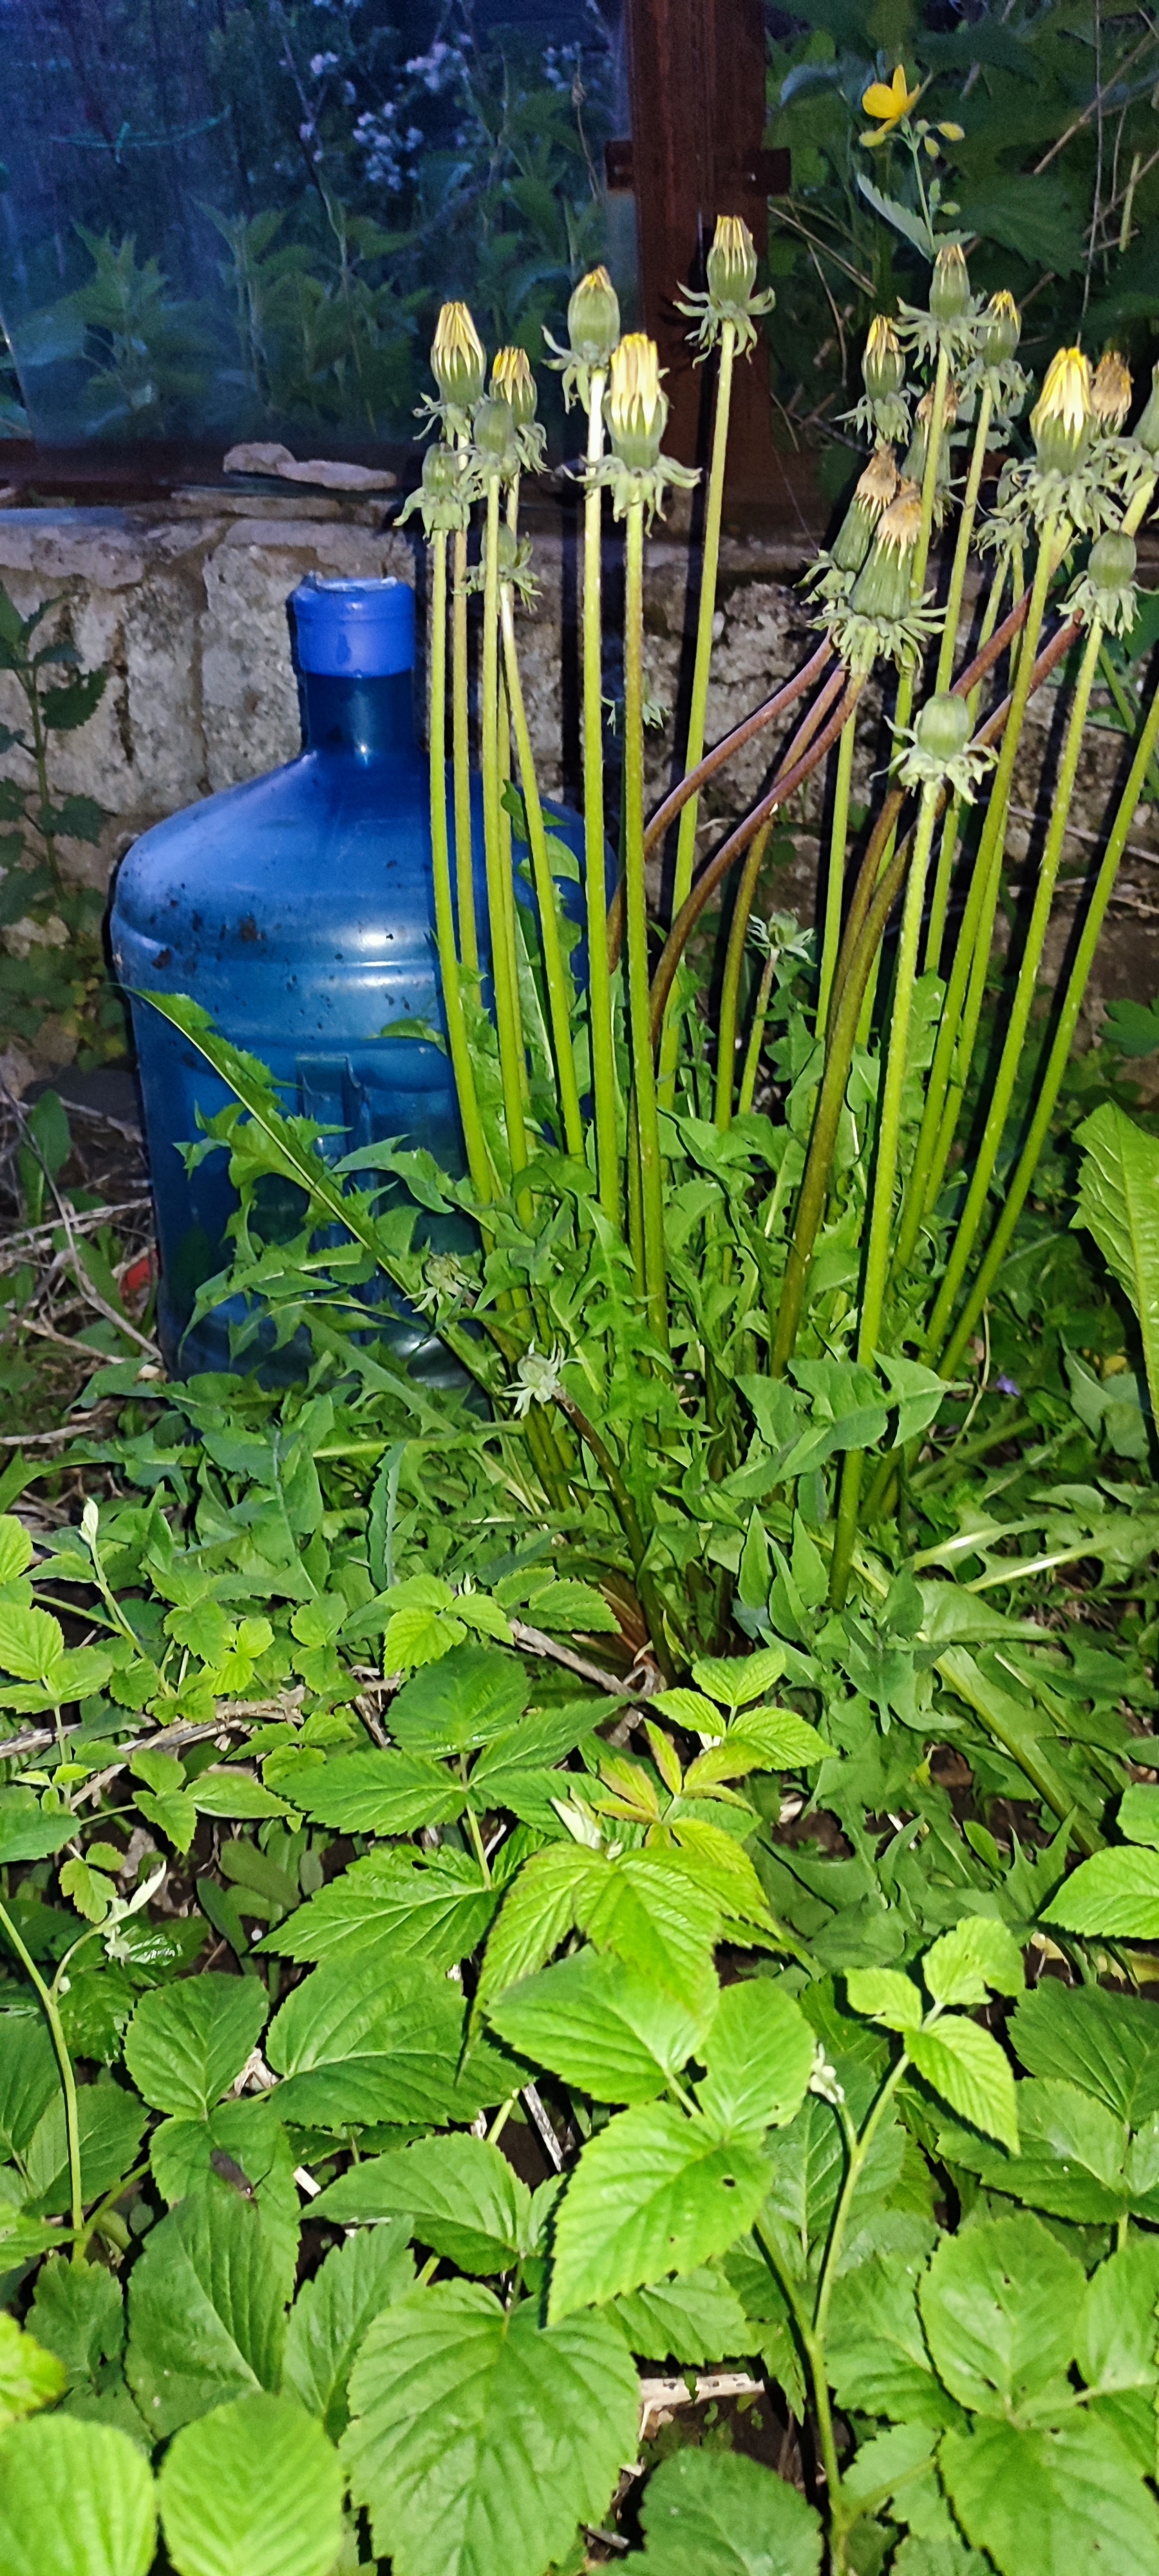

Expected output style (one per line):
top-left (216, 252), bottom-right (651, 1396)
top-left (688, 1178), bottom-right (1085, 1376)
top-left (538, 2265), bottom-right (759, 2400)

top-left (1091, 352), bottom-right (1132, 433)
top-left (831, 446), bottom-right (899, 574)
top-left (567, 266), bottom-right (621, 368)
top-left (980, 290), bottom-right (1021, 364)
top-left (863, 315), bottom-right (905, 401)
top-left (1089, 529), bottom-right (1136, 592)
top-left (607, 334), bottom-right (668, 469)
top-left (491, 346), bottom-right (538, 426)
top-left (473, 393), bottom-right (518, 475)
top-left (706, 213), bottom-right (759, 307)
top-left (431, 301), bottom-right (486, 408)
top-left (850, 477), bottom-right (922, 620)
top-left (929, 242), bottom-right (971, 325)
top-left (1030, 346), bottom-right (1093, 473)
top-left (916, 691), bottom-right (971, 765)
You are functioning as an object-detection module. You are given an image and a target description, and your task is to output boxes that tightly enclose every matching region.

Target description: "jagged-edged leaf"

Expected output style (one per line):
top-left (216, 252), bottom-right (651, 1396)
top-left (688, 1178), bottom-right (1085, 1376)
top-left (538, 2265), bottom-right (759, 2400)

top-left (387, 1643), bottom-right (527, 1754)
top-left (489, 1949), bottom-right (708, 2105)
top-left (0, 1806), bottom-right (74, 1864)
top-left (0, 2314), bottom-right (68, 2424)
top-left (921, 1920), bottom-right (1024, 2010)
top-left (158, 2391), bottom-right (343, 2576)
top-left (856, 170), bottom-right (936, 257)
top-left (549, 2103), bottom-right (769, 2319)
top-left (919, 2214), bottom-right (1084, 2419)
top-left (940, 2412), bottom-right (1159, 2576)
top-left (695, 1980), bottom-right (815, 2141)
top-left (847, 1969), bottom-right (923, 2032)
top-left (479, 1843), bottom-right (724, 2021)
top-left (521, 1579), bottom-right (620, 1634)
top-left (908, 2017), bottom-right (1019, 2152)
top-left (23, 2081), bottom-right (147, 2218)
top-left (125, 1974), bottom-right (267, 2117)
top-left (827, 2249), bottom-right (957, 2429)
top-left (636, 2447), bottom-right (822, 2575)
top-left (1047, 1846), bottom-right (1159, 1940)
top-left (1011, 1983), bottom-right (1159, 2125)
top-left (313, 2135), bottom-right (532, 2277)
top-left (0, 2009), bottom-right (59, 2156)
top-left (1077, 2236), bottom-right (1159, 2472)
top-left (608, 2269), bottom-right (751, 2364)
top-left (937, 2075), bottom-right (1159, 2226)
top-left (0, 2416), bottom-right (156, 2576)
top-left (266, 1957), bottom-right (509, 2129)
top-left (274, 1748), bottom-right (467, 1835)
top-left (149, 2099), bottom-right (301, 2282)
top-left (190, 1770), bottom-right (290, 1821)
top-left (126, 2188), bottom-right (290, 2436)
top-left (26, 2256), bottom-right (123, 2393)
top-left (1073, 1103), bottom-right (1159, 1421)
top-left (261, 1848), bottom-right (497, 1972)
top-left (343, 2280), bottom-right (639, 2576)
top-left (285, 2224), bottom-right (415, 2439)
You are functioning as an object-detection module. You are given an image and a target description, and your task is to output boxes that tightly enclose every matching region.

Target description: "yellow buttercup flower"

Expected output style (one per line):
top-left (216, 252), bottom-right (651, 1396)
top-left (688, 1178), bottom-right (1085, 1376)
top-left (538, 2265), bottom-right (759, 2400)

top-left (861, 64), bottom-right (921, 146)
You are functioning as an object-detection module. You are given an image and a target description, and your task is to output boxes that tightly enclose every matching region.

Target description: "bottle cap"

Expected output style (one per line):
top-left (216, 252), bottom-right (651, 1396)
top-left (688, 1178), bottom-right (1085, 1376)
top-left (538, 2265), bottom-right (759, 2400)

top-left (291, 577), bottom-right (415, 677)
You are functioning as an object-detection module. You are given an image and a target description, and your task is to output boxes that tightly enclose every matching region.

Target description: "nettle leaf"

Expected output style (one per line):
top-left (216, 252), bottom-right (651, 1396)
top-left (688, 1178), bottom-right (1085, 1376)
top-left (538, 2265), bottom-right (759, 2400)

top-left (1011, 1983), bottom-right (1159, 2126)
top-left (847, 1969), bottom-right (923, 2032)
top-left (489, 1949), bottom-right (710, 2105)
top-left (907, 2016), bottom-right (1019, 2153)
top-left (940, 2413), bottom-right (1159, 2576)
top-left (276, 1747), bottom-right (467, 1837)
top-left (285, 2223), bottom-right (415, 2440)
top-left (124, 1973), bottom-right (268, 2117)
top-left (316, 2134), bottom-right (533, 2277)
top-left (126, 2188), bottom-right (290, 2437)
top-left (266, 1956), bottom-right (509, 2128)
top-left (158, 2391), bottom-right (344, 2576)
top-left (262, 1848), bottom-right (498, 1974)
top-left (691, 1649), bottom-right (786, 1710)
top-left (343, 2280), bottom-right (639, 2576)
top-left (608, 2268), bottom-right (751, 2365)
top-left (150, 2100), bottom-right (301, 2285)
top-left (919, 2214), bottom-right (1085, 2420)
top-left (0, 2314), bottom-right (68, 2425)
top-left (0, 2417), bottom-right (156, 2576)
top-left (1047, 1846), bottom-right (1159, 1940)
top-left (636, 2448), bottom-right (822, 2576)
top-left (388, 1642), bottom-right (527, 1754)
top-left (478, 1844), bottom-right (724, 2023)
top-left (921, 1919), bottom-right (1024, 2010)
top-left (549, 2101), bottom-right (769, 2318)
top-left (694, 1980), bottom-right (815, 2141)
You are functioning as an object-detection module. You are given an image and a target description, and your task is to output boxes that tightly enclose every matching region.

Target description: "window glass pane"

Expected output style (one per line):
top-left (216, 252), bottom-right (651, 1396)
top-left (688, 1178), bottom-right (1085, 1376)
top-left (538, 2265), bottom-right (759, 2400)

top-left (0, 0), bottom-right (630, 448)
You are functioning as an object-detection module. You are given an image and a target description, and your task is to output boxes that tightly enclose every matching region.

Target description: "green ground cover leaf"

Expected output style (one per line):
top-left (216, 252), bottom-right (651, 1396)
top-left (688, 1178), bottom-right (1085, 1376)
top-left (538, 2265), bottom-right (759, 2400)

top-left (387, 1642), bottom-right (529, 1753)
top-left (0, 2416), bottom-right (156, 2576)
top-left (261, 1847), bottom-right (498, 1973)
top-left (0, 2009), bottom-right (60, 2156)
top-left (634, 2447), bottom-right (822, 2575)
top-left (940, 2412), bottom-right (1159, 2576)
top-left (274, 1747), bottom-right (468, 1835)
top-left (343, 2280), bottom-right (639, 2576)
top-left (265, 1956), bottom-right (509, 2128)
top-left (694, 1978), bottom-right (815, 2141)
top-left (549, 2101), bottom-right (770, 2318)
top-left (126, 2188), bottom-right (290, 2436)
top-left (1047, 1846), bottom-right (1159, 1939)
top-left (918, 2214), bottom-right (1086, 2419)
top-left (608, 2268), bottom-right (750, 2363)
top-left (124, 1973), bottom-right (268, 2117)
top-left (158, 2391), bottom-right (344, 2576)
top-left (488, 1949), bottom-right (709, 2104)
top-left (907, 2018), bottom-right (1019, 2152)
top-left (1073, 1104), bottom-right (1159, 1421)
top-left (284, 2224), bottom-right (415, 2439)
top-left (0, 2312), bottom-right (68, 2423)
top-left (312, 2134), bottom-right (533, 2276)
top-left (23, 2081), bottom-right (148, 2217)
top-left (1075, 2235), bottom-right (1159, 2472)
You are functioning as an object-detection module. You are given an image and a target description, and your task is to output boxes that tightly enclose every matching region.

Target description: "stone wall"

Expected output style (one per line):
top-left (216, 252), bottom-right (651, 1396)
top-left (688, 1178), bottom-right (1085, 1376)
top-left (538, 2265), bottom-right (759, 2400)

top-left (1, 485), bottom-right (1157, 1079)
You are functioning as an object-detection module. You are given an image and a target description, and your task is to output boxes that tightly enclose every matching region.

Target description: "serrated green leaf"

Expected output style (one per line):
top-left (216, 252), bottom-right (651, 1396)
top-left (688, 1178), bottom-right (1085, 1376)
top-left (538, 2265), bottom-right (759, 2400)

top-left (27, 2255), bottom-right (123, 2393)
top-left (691, 1649), bottom-right (786, 1710)
top-left (191, 1769), bottom-right (290, 1821)
top-left (314, 2134), bottom-right (532, 2275)
top-left (285, 2224), bottom-right (415, 2439)
top-left (125, 1973), bottom-right (267, 2117)
top-left (635, 2447), bottom-right (822, 2575)
top-left (262, 1848), bottom-right (497, 1973)
top-left (1010, 1983), bottom-right (1159, 2125)
top-left (343, 2281), bottom-right (639, 2576)
top-left (919, 2214), bottom-right (1085, 2419)
top-left (608, 2268), bottom-right (751, 2365)
top-left (940, 2412), bottom-right (1159, 2576)
top-left (936, 2077), bottom-right (1142, 2225)
top-left (847, 1969), bottom-right (923, 2032)
top-left (0, 1517), bottom-right (32, 1584)
top-left (524, 1579), bottom-right (619, 1634)
top-left (0, 1605), bottom-right (64, 1684)
top-left (922, 1920), bottom-right (1024, 2009)
top-left (827, 2251), bottom-right (957, 2429)
top-left (24, 2081), bottom-right (147, 2219)
top-left (549, 2102), bottom-right (769, 2319)
top-left (908, 2017), bottom-right (1019, 2152)
top-left (126, 2188), bottom-right (290, 2436)
top-left (1076, 2236), bottom-right (1159, 2472)
top-left (275, 1747), bottom-right (467, 1837)
top-left (0, 1808), bottom-right (73, 1865)
top-left (695, 1980), bottom-right (815, 2141)
top-left (1048, 1846), bottom-right (1159, 1940)
top-left (158, 2391), bottom-right (344, 2576)
top-left (149, 2099), bottom-right (301, 2284)
top-left (1073, 1103), bottom-right (1159, 1422)
top-left (388, 1642), bottom-right (527, 1756)
top-left (266, 1956), bottom-right (507, 2129)
top-left (0, 2417), bottom-right (156, 2576)
top-left (489, 1948), bottom-right (708, 2105)
top-left (0, 2314), bottom-right (68, 2425)
top-left (0, 2010), bottom-right (59, 2157)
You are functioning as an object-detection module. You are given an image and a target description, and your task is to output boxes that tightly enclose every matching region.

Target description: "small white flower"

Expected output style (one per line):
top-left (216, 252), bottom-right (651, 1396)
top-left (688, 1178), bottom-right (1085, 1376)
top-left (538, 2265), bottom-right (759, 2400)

top-left (808, 2046), bottom-right (845, 2107)
top-left (509, 1344), bottom-right (567, 1417)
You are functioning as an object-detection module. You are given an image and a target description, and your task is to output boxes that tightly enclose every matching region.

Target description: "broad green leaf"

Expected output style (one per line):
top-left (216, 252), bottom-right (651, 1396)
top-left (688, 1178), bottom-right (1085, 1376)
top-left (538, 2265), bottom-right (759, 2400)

top-left (1077, 2236), bottom-right (1159, 2472)
top-left (126, 2189), bottom-right (289, 2436)
top-left (476, 1844), bottom-right (601, 2010)
top-left (275, 1748), bottom-right (467, 1836)
top-left (0, 1605), bottom-right (64, 1683)
top-left (937, 2078), bottom-right (1144, 2225)
top-left (23, 2081), bottom-right (147, 2218)
top-left (760, 2095), bottom-right (846, 2271)
top-left (388, 1643), bottom-right (527, 1754)
top-left (608, 2268), bottom-right (751, 2364)
top-left (0, 2010), bottom-right (59, 2157)
top-left (922, 1920), bottom-right (1024, 2009)
top-left (635, 2447), bottom-right (822, 2575)
top-left (266, 1956), bottom-right (508, 2128)
top-left (549, 2103), bottom-right (769, 2319)
top-left (0, 1515), bottom-right (32, 1584)
top-left (579, 1850), bottom-right (725, 2018)
top-left (692, 1650), bottom-right (787, 1710)
top-left (149, 2100), bottom-right (301, 2284)
top-left (158, 2391), bottom-right (343, 2576)
top-left (919, 2214), bottom-right (1085, 2418)
top-left (312, 2134), bottom-right (532, 2277)
top-left (343, 2280), bottom-right (639, 2576)
top-left (522, 1578), bottom-right (619, 1634)
top-left (0, 1807), bottom-right (74, 1865)
top-left (0, 2314), bottom-right (68, 2424)
top-left (1047, 1846), bottom-right (1159, 1940)
top-left (1118, 1784), bottom-right (1159, 1848)
top-left (846, 1969), bottom-right (923, 2032)
top-left (125, 1973), bottom-right (267, 2117)
top-left (827, 2251), bottom-right (957, 2429)
top-left (285, 2224), bottom-right (415, 2439)
top-left (720, 1709), bottom-right (832, 1770)
top-left (27, 2255), bottom-right (123, 2392)
top-left (262, 1848), bottom-right (497, 1973)
top-left (940, 2412), bottom-right (1159, 2576)
top-left (1011, 1983), bottom-right (1159, 2125)
top-left (489, 1949), bottom-right (708, 2105)
top-left (695, 1980), bottom-right (815, 2141)
top-left (0, 2416), bottom-right (156, 2576)
top-left (908, 2017), bottom-right (1019, 2152)
top-left (1073, 1103), bottom-right (1159, 1420)
top-left (135, 1788), bottom-right (198, 1853)
top-left (191, 1770), bottom-right (291, 1821)
top-left (856, 168), bottom-right (936, 256)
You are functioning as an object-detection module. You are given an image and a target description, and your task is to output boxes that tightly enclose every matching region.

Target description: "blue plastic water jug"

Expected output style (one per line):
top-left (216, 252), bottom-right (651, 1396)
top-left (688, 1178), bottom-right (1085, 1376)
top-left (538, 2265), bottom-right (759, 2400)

top-left (111, 574), bottom-right (580, 1381)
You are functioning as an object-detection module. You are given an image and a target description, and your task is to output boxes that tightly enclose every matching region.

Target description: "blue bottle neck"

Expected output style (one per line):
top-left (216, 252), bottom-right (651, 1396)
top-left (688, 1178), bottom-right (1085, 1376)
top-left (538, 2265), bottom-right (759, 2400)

top-left (299, 668), bottom-right (418, 759)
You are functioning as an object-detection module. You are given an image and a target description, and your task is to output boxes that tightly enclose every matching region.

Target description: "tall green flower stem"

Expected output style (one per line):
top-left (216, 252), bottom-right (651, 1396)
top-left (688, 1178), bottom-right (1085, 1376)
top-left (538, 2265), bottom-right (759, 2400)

top-left (623, 498), bottom-right (668, 1345)
top-left (936, 667), bottom-right (1159, 1380)
top-left (737, 941), bottom-right (777, 1119)
top-left (642, 641), bottom-right (834, 862)
top-left (922, 611), bottom-right (1104, 1366)
top-left (481, 475), bottom-right (531, 1198)
top-left (923, 549), bottom-right (1008, 974)
top-left (816, 711), bottom-right (858, 1039)
top-left (499, 585), bottom-right (585, 1160)
top-left (934, 384), bottom-right (994, 700)
top-left (830, 780), bottom-right (941, 1605)
top-left (892, 518), bottom-right (1062, 1276)
top-left (428, 530), bottom-right (494, 1202)
top-left (657, 319), bottom-right (737, 1106)
top-left (0, 1896), bottom-right (84, 2258)
top-left (715, 819), bottom-right (774, 1128)
top-left (581, 370), bottom-right (620, 1223)
top-left (451, 515), bottom-right (478, 975)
